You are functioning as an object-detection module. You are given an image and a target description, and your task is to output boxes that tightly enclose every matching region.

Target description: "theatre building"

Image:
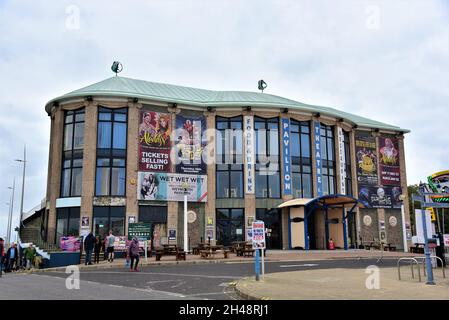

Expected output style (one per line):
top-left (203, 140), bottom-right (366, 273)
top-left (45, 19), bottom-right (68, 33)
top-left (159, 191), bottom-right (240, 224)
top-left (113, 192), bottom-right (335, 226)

top-left (36, 75), bottom-right (411, 251)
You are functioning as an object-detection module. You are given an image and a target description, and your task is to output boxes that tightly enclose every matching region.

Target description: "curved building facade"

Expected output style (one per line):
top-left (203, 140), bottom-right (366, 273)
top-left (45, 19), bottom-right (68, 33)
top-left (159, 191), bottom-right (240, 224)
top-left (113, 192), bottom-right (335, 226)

top-left (42, 76), bottom-right (411, 251)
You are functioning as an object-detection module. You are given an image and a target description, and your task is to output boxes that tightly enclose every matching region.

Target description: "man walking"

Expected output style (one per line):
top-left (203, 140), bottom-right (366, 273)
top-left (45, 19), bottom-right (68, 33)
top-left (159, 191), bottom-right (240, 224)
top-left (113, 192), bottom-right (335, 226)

top-left (23, 244), bottom-right (37, 270)
top-left (106, 230), bottom-right (115, 263)
top-left (84, 232), bottom-right (95, 265)
top-left (6, 243), bottom-right (18, 272)
top-left (0, 238), bottom-right (4, 276)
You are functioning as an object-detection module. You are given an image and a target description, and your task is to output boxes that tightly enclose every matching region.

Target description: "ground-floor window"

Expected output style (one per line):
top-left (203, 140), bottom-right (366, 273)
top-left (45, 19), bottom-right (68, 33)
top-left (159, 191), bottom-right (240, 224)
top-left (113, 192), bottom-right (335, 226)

top-left (216, 209), bottom-right (245, 246)
top-left (93, 206), bottom-right (125, 238)
top-left (139, 205), bottom-right (168, 248)
top-left (256, 208), bottom-right (282, 249)
top-left (56, 207), bottom-right (80, 241)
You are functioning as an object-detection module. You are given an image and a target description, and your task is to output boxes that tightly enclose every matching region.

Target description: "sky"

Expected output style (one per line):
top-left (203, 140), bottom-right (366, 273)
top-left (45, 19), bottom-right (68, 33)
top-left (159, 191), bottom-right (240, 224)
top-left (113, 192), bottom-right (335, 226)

top-left (0, 0), bottom-right (448, 239)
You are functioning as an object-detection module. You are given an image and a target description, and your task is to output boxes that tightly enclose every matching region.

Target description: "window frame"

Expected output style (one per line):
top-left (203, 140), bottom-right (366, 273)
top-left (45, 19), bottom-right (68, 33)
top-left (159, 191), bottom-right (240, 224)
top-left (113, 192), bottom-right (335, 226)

top-left (320, 124), bottom-right (337, 195)
top-left (290, 120), bottom-right (313, 198)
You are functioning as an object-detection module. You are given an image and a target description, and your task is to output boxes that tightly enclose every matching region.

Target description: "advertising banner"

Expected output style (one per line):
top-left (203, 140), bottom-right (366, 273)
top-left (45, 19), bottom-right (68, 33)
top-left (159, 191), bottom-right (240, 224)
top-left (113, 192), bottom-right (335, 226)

top-left (355, 131), bottom-right (378, 186)
top-left (139, 110), bottom-right (171, 172)
top-left (337, 127), bottom-right (347, 194)
top-left (128, 223), bottom-right (152, 240)
top-left (252, 220), bottom-right (266, 249)
top-left (358, 186), bottom-right (402, 208)
top-left (282, 118), bottom-right (292, 196)
top-left (113, 236), bottom-right (147, 250)
top-left (244, 115), bottom-right (255, 194)
top-left (60, 236), bottom-right (81, 252)
top-left (174, 114), bottom-right (207, 175)
top-left (444, 234), bottom-right (449, 247)
top-left (314, 121), bottom-right (323, 196)
top-left (137, 172), bottom-right (207, 202)
top-left (379, 136), bottom-right (401, 186)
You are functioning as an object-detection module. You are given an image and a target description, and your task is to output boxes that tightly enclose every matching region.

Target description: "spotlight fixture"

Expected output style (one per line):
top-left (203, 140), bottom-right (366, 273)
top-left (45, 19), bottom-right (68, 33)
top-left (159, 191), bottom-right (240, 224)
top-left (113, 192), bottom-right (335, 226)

top-left (246, 106), bottom-right (251, 111)
top-left (282, 108), bottom-right (289, 114)
top-left (169, 103), bottom-right (177, 108)
top-left (353, 124), bottom-right (358, 129)
top-left (53, 101), bottom-right (59, 107)
top-left (86, 96), bottom-right (93, 102)
top-left (338, 118), bottom-right (344, 123)
top-left (374, 128), bottom-right (380, 133)
top-left (132, 97), bottom-right (138, 103)
top-left (313, 112), bottom-right (321, 118)
top-left (207, 106), bottom-right (212, 112)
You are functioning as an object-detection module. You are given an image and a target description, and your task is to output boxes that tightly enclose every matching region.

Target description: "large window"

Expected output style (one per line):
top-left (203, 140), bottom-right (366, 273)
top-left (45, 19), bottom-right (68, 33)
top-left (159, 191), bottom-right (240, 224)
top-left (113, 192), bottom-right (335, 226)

top-left (216, 116), bottom-right (244, 198)
top-left (256, 208), bottom-right (282, 249)
top-left (56, 207), bottom-right (80, 241)
top-left (320, 124), bottom-right (336, 195)
top-left (93, 206), bottom-right (125, 238)
top-left (61, 108), bottom-right (84, 197)
top-left (343, 131), bottom-right (352, 196)
top-left (290, 120), bottom-right (312, 198)
top-left (95, 107), bottom-right (127, 196)
top-left (216, 209), bottom-right (245, 246)
top-left (255, 117), bottom-right (280, 198)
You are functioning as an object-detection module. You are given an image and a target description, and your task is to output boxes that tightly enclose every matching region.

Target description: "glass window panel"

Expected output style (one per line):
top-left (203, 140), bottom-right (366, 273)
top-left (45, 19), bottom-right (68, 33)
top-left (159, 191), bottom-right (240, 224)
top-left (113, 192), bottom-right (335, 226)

top-left (72, 159), bottom-right (83, 167)
top-left (329, 176), bottom-right (335, 194)
top-left (292, 164), bottom-right (300, 173)
top-left (320, 136), bottom-right (327, 160)
top-left (291, 133), bottom-right (300, 157)
top-left (301, 124), bottom-right (310, 134)
top-left (292, 172), bottom-right (302, 198)
top-left (290, 123), bottom-right (299, 133)
top-left (56, 218), bottom-right (68, 240)
top-left (63, 160), bottom-right (71, 168)
top-left (61, 168), bottom-right (71, 197)
top-left (97, 158), bottom-right (110, 166)
top-left (268, 122), bottom-right (278, 130)
top-left (73, 123), bottom-right (84, 149)
top-left (114, 113), bottom-right (127, 122)
top-left (110, 217), bottom-right (125, 236)
top-left (63, 124), bottom-right (73, 151)
top-left (68, 217), bottom-right (79, 236)
top-left (323, 176), bottom-right (329, 195)
top-left (93, 217), bottom-right (109, 238)
top-left (99, 113), bottom-right (111, 121)
top-left (97, 122), bottom-right (111, 148)
top-left (216, 121), bottom-right (228, 130)
top-left (302, 165), bottom-right (311, 173)
top-left (75, 113), bottom-right (84, 122)
top-left (216, 171), bottom-right (229, 198)
top-left (327, 139), bottom-right (334, 161)
top-left (96, 167), bottom-right (110, 196)
top-left (269, 130), bottom-right (279, 155)
top-left (216, 209), bottom-right (230, 220)
top-left (256, 171), bottom-right (267, 198)
top-left (71, 167), bottom-right (83, 196)
top-left (113, 122), bottom-right (127, 149)
top-left (301, 134), bottom-right (310, 158)
top-left (111, 167), bottom-right (125, 196)
top-left (231, 209), bottom-right (244, 220)
top-left (254, 121), bottom-right (265, 130)
top-left (268, 172), bottom-right (280, 198)
top-left (303, 174), bottom-right (312, 198)
top-left (113, 158), bottom-right (126, 167)
top-left (230, 171), bottom-right (243, 198)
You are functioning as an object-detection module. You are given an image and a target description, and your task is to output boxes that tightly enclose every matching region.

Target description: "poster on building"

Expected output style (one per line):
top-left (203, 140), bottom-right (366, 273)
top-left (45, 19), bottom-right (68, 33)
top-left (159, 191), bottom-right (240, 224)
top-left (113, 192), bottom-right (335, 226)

top-left (355, 131), bottom-right (378, 186)
top-left (314, 121), bottom-right (323, 196)
top-left (337, 127), bottom-right (346, 194)
top-left (358, 186), bottom-right (402, 208)
top-left (282, 118), bottom-right (292, 196)
top-left (137, 172), bottom-right (207, 202)
top-left (252, 220), bottom-right (266, 249)
top-left (139, 110), bottom-right (171, 172)
top-left (60, 236), bottom-right (81, 252)
top-left (128, 223), bottom-right (152, 241)
top-left (444, 234), bottom-right (449, 247)
top-left (174, 114), bottom-right (207, 175)
top-left (379, 136), bottom-right (401, 186)
top-left (168, 229), bottom-right (176, 241)
top-left (81, 216), bottom-right (90, 237)
top-left (114, 236), bottom-right (146, 250)
top-left (244, 115), bottom-right (255, 194)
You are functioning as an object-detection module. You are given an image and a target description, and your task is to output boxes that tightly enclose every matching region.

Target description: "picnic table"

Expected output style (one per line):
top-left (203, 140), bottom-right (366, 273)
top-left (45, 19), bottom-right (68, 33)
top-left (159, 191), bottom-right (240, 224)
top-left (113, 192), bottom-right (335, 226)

top-left (155, 244), bottom-right (186, 261)
top-left (199, 245), bottom-right (230, 259)
top-left (235, 242), bottom-right (255, 257)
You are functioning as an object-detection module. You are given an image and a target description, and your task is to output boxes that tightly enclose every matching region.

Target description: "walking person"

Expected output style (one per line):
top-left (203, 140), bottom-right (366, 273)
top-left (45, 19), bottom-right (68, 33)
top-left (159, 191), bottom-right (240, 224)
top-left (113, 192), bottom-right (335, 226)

top-left (94, 235), bottom-right (102, 264)
top-left (23, 244), bottom-right (37, 270)
top-left (0, 238), bottom-right (4, 276)
top-left (128, 236), bottom-right (140, 272)
top-left (106, 230), bottom-right (116, 263)
top-left (84, 232), bottom-right (95, 265)
top-left (6, 243), bottom-right (18, 272)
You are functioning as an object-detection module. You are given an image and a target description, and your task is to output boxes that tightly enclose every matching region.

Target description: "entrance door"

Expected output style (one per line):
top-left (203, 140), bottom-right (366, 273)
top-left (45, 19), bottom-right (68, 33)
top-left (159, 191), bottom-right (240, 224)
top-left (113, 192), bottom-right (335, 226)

top-left (256, 208), bottom-right (282, 249)
top-left (216, 209), bottom-right (245, 246)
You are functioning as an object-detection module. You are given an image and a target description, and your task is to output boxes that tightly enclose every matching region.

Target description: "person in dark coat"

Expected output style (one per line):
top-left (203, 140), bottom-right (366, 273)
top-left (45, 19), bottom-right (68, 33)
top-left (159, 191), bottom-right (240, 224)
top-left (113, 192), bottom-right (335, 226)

top-left (128, 236), bottom-right (140, 272)
top-left (6, 243), bottom-right (18, 272)
top-left (94, 235), bottom-right (102, 264)
top-left (0, 238), bottom-right (4, 276)
top-left (84, 233), bottom-right (95, 265)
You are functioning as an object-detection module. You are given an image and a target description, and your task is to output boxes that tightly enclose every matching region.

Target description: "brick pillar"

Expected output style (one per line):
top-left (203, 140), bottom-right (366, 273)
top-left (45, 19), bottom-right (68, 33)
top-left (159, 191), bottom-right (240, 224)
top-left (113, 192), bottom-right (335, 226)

top-left (244, 111), bottom-right (256, 237)
top-left (167, 107), bottom-right (179, 244)
top-left (350, 130), bottom-right (361, 247)
top-left (80, 101), bottom-right (98, 234)
top-left (398, 135), bottom-right (411, 249)
top-left (47, 108), bottom-right (64, 244)
top-left (125, 102), bottom-right (140, 234)
top-left (205, 110), bottom-right (216, 244)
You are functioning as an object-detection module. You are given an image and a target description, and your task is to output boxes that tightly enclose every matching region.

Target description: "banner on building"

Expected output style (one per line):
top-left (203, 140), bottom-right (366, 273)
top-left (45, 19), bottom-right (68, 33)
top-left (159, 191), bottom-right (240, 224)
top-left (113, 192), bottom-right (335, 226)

top-left (282, 118), bottom-right (292, 196)
top-left (337, 127), bottom-right (347, 194)
top-left (128, 223), bottom-right (152, 241)
top-left (137, 172), bottom-right (207, 202)
top-left (358, 186), bottom-right (402, 208)
top-left (314, 121), bottom-right (323, 196)
top-left (174, 114), bottom-right (207, 175)
top-left (379, 136), bottom-right (401, 186)
top-left (60, 236), bottom-right (81, 252)
top-left (355, 131), bottom-right (378, 186)
top-left (244, 115), bottom-right (255, 194)
top-left (139, 110), bottom-right (171, 172)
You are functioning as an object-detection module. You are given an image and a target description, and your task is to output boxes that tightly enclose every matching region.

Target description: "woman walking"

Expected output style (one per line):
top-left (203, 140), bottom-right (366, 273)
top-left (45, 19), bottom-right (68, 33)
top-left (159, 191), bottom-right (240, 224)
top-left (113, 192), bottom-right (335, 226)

top-left (128, 236), bottom-right (140, 272)
top-left (94, 235), bottom-right (102, 264)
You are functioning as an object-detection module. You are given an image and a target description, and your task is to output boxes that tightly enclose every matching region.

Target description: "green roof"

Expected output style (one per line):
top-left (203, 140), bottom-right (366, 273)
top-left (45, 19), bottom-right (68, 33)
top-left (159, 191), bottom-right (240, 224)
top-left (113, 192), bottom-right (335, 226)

top-left (45, 76), bottom-right (409, 133)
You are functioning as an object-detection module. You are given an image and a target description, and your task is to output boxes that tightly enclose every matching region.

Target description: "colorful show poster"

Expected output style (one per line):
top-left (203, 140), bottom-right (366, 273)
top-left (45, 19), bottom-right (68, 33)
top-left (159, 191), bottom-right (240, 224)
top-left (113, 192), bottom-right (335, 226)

top-left (139, 110), bottom-right (171, 172)
top-left (355, 131), bottom-right (378, 186)
top-left (137, 172), bottom-right (207, 202)
top-left (60, 236), bottom-right (81, 252)
top-left (358, 186), bottom-right (402, 209)
top-left (174, 114), bottom-right (207, 175)
top-left (379, 136), bottom-right (401, 186)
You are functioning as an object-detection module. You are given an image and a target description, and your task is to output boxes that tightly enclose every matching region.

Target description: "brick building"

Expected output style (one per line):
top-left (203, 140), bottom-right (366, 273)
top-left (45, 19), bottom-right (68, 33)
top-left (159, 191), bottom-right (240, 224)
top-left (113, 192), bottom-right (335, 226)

top-left (36, 76), bottom-right (411, 251)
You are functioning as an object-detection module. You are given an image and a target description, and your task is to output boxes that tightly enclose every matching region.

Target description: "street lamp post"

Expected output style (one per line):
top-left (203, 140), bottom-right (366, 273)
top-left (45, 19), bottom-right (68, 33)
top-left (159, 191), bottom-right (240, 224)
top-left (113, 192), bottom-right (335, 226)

top-left (6, 179), bottom-right (16, 247)
top-left (15, 145), bottom-right (27, 229)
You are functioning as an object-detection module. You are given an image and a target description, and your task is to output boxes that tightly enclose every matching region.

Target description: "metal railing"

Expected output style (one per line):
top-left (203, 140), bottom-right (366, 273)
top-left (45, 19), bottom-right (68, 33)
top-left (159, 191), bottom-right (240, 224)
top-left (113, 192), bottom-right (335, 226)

top-left (397, 257), bottom-right (421, 282)
top-left (413, 256), bottom-right (446, 279)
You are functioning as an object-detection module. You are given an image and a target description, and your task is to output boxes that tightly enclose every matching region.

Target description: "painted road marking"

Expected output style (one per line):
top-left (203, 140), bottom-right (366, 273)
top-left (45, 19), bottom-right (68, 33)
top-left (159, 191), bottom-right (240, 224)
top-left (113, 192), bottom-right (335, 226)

top-left (279, 264), bottom-right (319, 268)
top-left (72, 271), bottom-right (237, 279)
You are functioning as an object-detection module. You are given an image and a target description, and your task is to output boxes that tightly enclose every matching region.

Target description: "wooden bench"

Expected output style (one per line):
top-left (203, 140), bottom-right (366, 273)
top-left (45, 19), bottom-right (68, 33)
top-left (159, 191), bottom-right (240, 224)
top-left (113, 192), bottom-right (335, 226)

top-left (155, 245), bottom-right (186, 261)
top-left (200, 249), bottom-right (230, 259)
top-left (242, 248), bottom-right (255, 257)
